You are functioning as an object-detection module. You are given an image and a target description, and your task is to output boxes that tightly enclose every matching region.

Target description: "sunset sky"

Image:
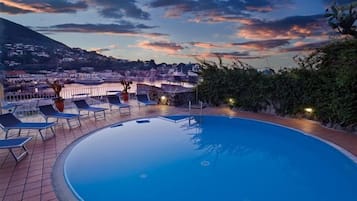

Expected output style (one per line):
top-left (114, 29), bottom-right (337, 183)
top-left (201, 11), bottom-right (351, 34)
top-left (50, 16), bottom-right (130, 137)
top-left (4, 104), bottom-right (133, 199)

top-left (1, 0), bottom-right (354, 69)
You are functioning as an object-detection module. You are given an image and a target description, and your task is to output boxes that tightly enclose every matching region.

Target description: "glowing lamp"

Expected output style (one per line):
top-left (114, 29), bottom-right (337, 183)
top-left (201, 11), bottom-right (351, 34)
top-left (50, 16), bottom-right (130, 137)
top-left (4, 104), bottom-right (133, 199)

top-left (304, 107), bottom-right (313, 113)
top-left (228, 98), bottom-right (235, 104)
top-left (160, 96), bottom-right (168, 105)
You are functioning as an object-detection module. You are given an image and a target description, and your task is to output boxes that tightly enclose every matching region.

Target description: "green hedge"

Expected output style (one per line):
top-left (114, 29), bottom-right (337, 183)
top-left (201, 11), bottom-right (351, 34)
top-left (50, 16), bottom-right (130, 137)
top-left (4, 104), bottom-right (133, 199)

top-left (197, 39), bottom-right (357, 129)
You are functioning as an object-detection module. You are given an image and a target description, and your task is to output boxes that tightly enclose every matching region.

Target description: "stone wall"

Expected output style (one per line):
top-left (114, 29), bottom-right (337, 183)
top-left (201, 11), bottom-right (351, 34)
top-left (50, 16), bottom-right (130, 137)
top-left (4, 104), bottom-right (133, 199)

top-left (136, 83), bottom-right (195, 106)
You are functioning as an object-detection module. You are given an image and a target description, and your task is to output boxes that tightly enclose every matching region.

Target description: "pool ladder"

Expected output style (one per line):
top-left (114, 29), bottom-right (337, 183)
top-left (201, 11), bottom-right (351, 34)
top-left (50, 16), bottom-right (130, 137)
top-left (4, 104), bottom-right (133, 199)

top-left (188, 101), bottom-right (203, 116)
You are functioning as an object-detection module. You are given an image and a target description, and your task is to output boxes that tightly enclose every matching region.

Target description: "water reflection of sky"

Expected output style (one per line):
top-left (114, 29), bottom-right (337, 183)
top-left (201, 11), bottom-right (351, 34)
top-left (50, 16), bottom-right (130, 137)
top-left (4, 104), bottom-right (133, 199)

top-left (65, 115), bottom-right (357, 201)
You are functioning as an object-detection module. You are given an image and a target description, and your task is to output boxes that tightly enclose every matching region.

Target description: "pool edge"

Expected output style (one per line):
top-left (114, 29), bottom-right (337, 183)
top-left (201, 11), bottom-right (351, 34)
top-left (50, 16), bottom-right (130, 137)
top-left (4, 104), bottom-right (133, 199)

top-left (52, 114), bottom-right (357, 201)
top-left (51, 115), bottom-right (162, 201)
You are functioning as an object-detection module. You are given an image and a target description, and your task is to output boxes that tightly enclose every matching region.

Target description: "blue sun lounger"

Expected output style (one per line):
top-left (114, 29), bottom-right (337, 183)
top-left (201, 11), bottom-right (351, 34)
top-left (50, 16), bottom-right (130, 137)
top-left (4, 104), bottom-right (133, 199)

top-left (1, 102), bottom-right (18, 114)
top-left (0, 113), bottom-right (56, 141)
top-left (73, 99), bottom-right (107, 120)
top-left (0, 137), bottom-right (32, 162)
top-left (39, 104), bottom-right (81, 129)
top-left (107, 95), bottom-right (131, 114)
top-left (136, 94), bottom-right (157, 108)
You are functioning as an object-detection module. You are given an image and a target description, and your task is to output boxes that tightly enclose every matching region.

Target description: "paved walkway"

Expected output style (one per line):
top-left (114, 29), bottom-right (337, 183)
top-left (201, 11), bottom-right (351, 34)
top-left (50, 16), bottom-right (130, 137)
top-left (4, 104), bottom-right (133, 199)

top-left (0, 104), bottom-right (356, 201)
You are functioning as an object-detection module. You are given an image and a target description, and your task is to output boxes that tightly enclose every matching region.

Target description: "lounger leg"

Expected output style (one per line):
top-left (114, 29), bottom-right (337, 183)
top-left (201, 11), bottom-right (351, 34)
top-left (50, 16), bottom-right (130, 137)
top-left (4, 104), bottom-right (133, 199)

top-left (9, 145), bottom-right (29, 162)
top-left (5, 130), bottom-right (9, 139)
top-left (50, 127), bottom-right (56, 137)
top-left (39, 129), bottom-right (46, 141)
top-left (9, 148), bottom-right (17, 161)
top-left (66, 119), bottom-right (71, 129)
top-left (17, 129), bottom-right (21, 137)
top-left (78, 117), bottom-right (81, 127)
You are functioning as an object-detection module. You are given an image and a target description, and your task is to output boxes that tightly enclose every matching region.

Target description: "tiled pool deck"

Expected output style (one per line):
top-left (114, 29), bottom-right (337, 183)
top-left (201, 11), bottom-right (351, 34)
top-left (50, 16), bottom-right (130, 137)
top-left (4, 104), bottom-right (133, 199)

top-left (1, 103), bottom-right (357, 201)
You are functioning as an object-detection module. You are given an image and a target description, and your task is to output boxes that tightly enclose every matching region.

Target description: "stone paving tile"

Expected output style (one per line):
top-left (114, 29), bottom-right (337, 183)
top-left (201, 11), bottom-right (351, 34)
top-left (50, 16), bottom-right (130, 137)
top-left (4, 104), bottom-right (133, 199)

top-left (0, 104), bottom-right (356, 201)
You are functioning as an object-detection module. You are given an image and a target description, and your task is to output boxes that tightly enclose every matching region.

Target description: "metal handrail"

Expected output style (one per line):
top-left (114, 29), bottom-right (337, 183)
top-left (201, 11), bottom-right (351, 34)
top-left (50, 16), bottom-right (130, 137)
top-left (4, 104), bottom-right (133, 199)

top-left (188, 100), bottom-right (203, 115)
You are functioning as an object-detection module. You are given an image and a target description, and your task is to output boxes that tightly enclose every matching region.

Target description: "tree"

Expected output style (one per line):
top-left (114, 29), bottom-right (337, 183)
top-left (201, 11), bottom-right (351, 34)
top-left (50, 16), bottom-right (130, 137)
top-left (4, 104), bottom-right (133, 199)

top-left (325, 2), bottom-right (357, 38)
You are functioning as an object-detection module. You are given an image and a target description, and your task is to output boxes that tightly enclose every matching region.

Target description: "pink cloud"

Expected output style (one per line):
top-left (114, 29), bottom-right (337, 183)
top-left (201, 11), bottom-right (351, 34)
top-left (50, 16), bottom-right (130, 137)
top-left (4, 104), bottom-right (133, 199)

top-left (136, 41), bottom-right (184, 54)
top-left (236, 15), bottom-right (328, 40)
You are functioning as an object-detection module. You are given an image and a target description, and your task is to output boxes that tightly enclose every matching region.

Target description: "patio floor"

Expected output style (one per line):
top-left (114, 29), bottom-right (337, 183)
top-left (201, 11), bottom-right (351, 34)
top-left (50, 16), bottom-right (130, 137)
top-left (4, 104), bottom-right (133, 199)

top-left (0, 103), bottom-right (357, 201)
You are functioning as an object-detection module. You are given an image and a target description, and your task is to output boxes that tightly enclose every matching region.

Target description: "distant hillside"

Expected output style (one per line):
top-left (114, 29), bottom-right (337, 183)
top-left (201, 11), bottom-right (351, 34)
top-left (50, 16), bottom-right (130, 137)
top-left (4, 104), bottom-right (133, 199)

top-left (0, 18), bottom-right (125, 71)
top-left (0, 17), bottom-right (69, 50)
top-left (0, 18), bottom-right (188, 71)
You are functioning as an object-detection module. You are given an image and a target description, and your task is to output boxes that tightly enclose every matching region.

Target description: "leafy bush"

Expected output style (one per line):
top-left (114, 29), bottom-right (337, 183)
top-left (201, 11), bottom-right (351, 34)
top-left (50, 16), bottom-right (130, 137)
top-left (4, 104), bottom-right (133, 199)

top-left (197, 39), bottom-right (357, 129)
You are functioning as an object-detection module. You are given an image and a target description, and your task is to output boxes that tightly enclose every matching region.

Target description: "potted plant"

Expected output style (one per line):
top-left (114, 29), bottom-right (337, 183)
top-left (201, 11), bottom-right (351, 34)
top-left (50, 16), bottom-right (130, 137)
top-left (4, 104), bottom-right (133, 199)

top-left (47, 80), bottom-right (64, 112)
top-left (121, 80), bottom-right (132, 102)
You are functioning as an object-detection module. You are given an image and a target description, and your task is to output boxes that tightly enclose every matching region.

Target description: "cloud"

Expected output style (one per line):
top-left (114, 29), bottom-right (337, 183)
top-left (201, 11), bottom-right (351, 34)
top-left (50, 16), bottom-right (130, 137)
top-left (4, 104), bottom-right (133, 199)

top-left (89, 47), bottom-right (111, 53)
top-left (195, 16), bottom-right (261, 24)
top-left (211, 51), bottom-right (250, 58)
top-left (237, 14), bottom-right (328, 40)
top-left (188, 39), bottom-right (290, 51)
top-left (89, 45), bottom-right (119, 53)
top-left (88, 0), bottom-right (150, 20)
top-left (136, 41), bottom-right (184, 54)
top-left (187, 51), bottom-right (265, 61)
top-left (190, 51), bottom-right (262, 60)
top-left (322, 0), bottom-right (356, 5)
top-left (232, 39), bottom-right (290, 50)
top-left (1, 0), bottom-right (149, 20)
top-left (189, 42), bottom-right (222, 49)
top-left (282, 40), bottom-right (330, 52)
top-left (0, 0), bottom-right (87, 14)
top-left (37, 22), bottom-right (168, 38)
top-left (149, 0), bottom-right (293, 22)
top-left (0, 2), bottom-right (31, 14)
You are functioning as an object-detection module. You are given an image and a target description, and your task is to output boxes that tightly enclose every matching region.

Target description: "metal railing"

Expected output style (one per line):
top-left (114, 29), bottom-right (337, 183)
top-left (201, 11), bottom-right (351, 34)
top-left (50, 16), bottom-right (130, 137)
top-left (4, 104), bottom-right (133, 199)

top-left (5, 92), bottom-right (56, 102)
top-left (3, 86), bottom-right (126, 117)
top-left (4, 85), bottom-right (124, 102)
top-left (188, 100), bottom-right (203, 115)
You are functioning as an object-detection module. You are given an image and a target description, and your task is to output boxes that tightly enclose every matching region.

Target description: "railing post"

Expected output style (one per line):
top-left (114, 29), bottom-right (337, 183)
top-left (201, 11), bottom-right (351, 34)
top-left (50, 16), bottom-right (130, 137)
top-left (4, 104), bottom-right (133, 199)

top-left (0, 82), bottom-right (4, 114)
top-left (200, 101), bottom-right (203, 116)
top-left (188, 100), bottom-right (191, 115)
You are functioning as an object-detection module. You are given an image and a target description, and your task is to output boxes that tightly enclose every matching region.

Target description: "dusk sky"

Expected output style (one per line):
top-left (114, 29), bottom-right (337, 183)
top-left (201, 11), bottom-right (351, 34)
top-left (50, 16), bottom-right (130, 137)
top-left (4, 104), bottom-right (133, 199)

top-left (1, 0), bottom-right (355, 69)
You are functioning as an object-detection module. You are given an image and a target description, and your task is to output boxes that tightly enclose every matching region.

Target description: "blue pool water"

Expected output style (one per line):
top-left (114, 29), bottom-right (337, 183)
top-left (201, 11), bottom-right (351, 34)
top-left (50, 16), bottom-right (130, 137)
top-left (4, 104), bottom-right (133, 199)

top-left (64, 115), bottom-right (357, 201)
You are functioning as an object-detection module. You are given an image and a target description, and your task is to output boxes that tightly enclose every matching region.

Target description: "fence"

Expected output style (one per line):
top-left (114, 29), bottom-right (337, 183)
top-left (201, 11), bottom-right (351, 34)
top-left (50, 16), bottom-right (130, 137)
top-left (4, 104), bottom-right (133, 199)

top-left (2, 84), bottom-right (194, 116)
top-left (4, 85), bottom-right (124, 102)
top-left (3, 86), bottom-right (123, 116)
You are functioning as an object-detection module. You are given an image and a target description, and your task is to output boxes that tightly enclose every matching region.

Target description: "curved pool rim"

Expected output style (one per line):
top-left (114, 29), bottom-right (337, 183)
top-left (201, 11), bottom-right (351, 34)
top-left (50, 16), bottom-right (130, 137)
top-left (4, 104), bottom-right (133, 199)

top-left (52, 114), bottom-right (357, 201)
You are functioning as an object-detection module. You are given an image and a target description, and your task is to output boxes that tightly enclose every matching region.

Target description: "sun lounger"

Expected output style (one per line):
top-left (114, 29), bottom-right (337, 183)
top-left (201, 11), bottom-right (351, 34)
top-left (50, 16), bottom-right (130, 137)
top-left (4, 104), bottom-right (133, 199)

top-left (1, 102), bottom-right (18, 114)
top-left (0, 137), bottom-right (32, 162)
top-left (136, 94), bottom-right (157, 107)
top-left (107, 95), bottom-right (130, 114)
top-left (73, 99), bottom-right (107, 120)
top-left (0, 113), bottom-right (56, 141)
top-left (38, 104), bottom-right (81, 129)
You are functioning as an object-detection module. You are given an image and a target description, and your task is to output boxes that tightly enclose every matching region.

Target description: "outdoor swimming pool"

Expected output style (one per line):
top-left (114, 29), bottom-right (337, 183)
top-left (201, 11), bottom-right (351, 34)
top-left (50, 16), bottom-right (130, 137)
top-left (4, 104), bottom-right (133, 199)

top-left (62, 115), bottom-right (357, 201)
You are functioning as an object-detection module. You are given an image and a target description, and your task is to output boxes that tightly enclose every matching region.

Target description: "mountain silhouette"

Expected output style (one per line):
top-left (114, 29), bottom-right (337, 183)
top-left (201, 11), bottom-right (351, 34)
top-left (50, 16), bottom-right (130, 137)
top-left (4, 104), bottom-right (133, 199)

top-left (0, 17), bottom-right (69, 50)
